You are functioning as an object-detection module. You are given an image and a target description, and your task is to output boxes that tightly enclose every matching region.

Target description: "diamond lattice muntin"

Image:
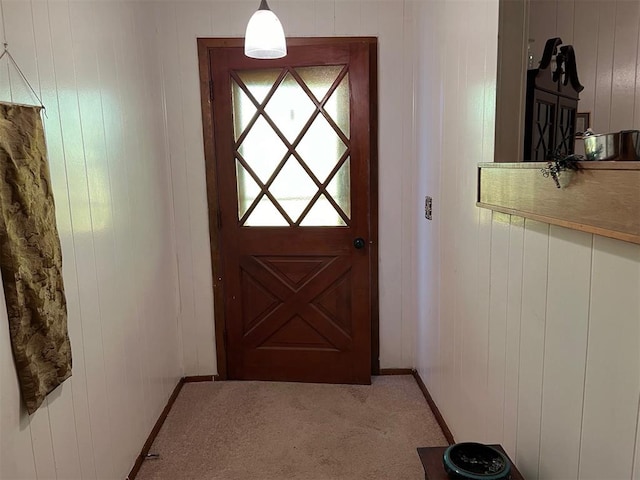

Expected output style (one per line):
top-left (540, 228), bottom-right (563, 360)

top-left (233, 65), bottom-right (351, 227)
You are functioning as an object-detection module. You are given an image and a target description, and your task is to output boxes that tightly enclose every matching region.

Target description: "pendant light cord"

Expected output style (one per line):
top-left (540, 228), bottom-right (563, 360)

top-left (0, 43), bottom-right (47, 115)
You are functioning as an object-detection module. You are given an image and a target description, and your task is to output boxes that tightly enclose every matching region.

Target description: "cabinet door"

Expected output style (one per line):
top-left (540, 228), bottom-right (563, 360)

top-left (528, 89), bottom-right (557, 161)
top-left (556, 95), bottom-right (577, 157)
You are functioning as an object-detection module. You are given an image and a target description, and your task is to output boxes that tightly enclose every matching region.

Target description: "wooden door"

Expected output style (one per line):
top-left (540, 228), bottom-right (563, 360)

top-left (198, 38), bottom-right (378, 384)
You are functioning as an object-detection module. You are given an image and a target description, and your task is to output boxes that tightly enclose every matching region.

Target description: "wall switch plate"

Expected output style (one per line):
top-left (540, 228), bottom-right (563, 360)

top-left (425, 196), bottom-right (433, 220)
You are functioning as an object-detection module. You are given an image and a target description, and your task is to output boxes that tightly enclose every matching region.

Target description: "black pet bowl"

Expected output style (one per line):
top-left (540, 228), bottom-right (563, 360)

top-left (443, 443), bottom-right (511, 480)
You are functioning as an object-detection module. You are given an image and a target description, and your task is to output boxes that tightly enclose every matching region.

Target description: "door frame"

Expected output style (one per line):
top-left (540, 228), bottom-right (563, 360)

top-left (196, 37), bottom-right (379, 380)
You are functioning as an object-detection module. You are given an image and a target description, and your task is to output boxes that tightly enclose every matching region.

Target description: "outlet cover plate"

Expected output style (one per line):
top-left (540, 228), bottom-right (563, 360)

top-left (425, 196), bottom-right (433, 220)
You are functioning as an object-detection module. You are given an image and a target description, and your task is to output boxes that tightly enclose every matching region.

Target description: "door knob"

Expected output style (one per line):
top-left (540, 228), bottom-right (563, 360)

top-left (353, 237), bottom-right (366, 249)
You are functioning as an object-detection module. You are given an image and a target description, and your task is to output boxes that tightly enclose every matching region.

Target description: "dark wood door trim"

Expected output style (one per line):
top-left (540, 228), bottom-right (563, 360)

top-left (197, 37), bottom-right (379, 380)
top-left (368, 40), bottom-right (379, 375)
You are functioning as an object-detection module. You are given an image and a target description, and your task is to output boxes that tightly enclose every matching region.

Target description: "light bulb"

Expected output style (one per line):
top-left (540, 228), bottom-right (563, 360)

top-left (244, 1), bottom-right (287, 59)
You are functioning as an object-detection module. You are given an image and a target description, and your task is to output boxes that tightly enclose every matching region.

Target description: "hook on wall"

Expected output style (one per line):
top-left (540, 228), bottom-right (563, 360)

top-left (0, 42), bottom-right (47, 116)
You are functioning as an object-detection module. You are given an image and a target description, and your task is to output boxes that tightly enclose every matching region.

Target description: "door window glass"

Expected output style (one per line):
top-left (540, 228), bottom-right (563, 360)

top-left (232, 66), bottom-right (351, 227)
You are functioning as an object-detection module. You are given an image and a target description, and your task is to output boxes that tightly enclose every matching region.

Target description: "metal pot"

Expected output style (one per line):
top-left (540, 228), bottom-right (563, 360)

top-left (583, 130), bottom-right (640, 161)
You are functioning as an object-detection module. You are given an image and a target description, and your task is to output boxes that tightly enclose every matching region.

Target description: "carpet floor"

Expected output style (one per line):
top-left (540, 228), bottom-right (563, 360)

top-left (137, 375), bottom-right (447, 479)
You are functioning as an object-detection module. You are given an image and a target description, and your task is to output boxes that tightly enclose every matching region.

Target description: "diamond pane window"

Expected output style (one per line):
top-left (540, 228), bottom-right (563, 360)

top-left (265, 73), bottom-right (316, 142)
top-left (300, 194), bottom-right (346, 227)
top-left (296, 65), bottom-right (343, 102)
top-left (234, 66), bottom-right (351, 227)
top-left (237, 116), bottom-right (287, 184)
top-left (245, 196), bottom-right (289, 226)
top-left (326, 73), bottom-right (350, 137)
top-left (237, 69), bottom-right (281, 105)
top-left (232, 80), bottom-right (257, 141)
top-left (236, 161), bottom-right (262, 219)
top-left (326, 158), bottom-right (351, 218)
top-left (270, 158), bottom-right (318, 223)
top-left (297, 115), bottom-right (347, 183)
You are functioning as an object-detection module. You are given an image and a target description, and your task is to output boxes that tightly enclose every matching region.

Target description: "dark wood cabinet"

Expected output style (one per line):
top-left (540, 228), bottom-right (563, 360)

top-left (523, 38), bottom-right (583, 162)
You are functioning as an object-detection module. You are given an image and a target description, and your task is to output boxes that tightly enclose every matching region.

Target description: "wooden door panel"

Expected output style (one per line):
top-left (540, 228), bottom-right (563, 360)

top-left (241, 348), bottom-right (368, 384)
top-left (260, 256), bottom-right (333, 289)
top-left (261, 315), bottom-right (339, 351)
top-left (236, 255), bottom-right (353, 349)
top-left (198, 38), bottom-right (377, 384)
top-left (312, 270), bottom-right (352, 337)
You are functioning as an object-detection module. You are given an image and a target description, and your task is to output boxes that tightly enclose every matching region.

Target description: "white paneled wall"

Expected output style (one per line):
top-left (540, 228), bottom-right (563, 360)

top-left (155, 0), bottom-right (416, 374)
top-left (0, 1), bottom-right (181, 478)
top-left (2, 1), bottom-right (639, 479)
top-left (412, 2), bottom-right (640, 480)
top-left (529, 0), bottom-right (640, 133)
top-left (497, 0), bottom-right (640, 160)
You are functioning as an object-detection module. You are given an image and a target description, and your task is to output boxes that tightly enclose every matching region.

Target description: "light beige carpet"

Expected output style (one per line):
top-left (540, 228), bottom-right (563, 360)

top-left (137, 375), bottom-right (447, 479)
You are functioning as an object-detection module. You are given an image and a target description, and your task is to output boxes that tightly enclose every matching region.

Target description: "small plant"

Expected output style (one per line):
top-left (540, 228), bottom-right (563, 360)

top-left (540, 138), bottom-right (584, 188)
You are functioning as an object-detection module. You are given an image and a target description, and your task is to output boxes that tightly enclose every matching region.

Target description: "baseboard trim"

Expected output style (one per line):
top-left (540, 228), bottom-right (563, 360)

top-left (127, 378), bottom-right (185, 480)
top-left (379, 368), bottom-right (414, 375)
top-left (411, 369), bottom-right (455, 445)
top-left (127, 371), bottom-right (450, 479)
top-left (127, 374), bottom-right (219, 478)
top-left (184, 375), bottom-right (217, 382)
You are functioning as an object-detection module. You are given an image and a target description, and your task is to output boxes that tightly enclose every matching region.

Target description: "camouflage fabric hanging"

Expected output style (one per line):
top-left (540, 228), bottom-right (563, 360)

top-left (0, 102), bottom-right (71, 414)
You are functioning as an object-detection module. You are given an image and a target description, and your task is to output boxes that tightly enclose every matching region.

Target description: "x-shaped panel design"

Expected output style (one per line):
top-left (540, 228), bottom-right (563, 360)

top-left (535, 102), bottom-right (554, 159)
top-left (556, 109), bottom-right (574, 154)
top-left (239, 255), bottom-right (352, 351)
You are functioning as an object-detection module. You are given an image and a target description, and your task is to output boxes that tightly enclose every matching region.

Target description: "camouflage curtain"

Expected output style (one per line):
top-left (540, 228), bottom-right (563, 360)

top-left (0, 103), bottom-right (71, 414)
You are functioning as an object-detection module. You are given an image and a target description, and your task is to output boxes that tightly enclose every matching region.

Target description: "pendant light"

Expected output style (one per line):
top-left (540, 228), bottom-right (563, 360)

top-left (244, 0), bottom-right (287, 59)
